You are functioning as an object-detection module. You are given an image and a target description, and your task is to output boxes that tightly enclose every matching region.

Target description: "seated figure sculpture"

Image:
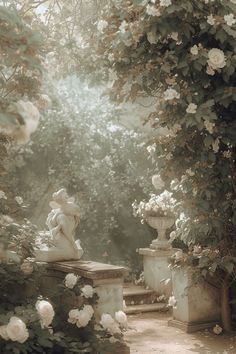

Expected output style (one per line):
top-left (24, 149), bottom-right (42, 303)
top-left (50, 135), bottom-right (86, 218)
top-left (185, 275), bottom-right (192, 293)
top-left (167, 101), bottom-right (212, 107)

top-left (35, 189), bottom-right (84, 262)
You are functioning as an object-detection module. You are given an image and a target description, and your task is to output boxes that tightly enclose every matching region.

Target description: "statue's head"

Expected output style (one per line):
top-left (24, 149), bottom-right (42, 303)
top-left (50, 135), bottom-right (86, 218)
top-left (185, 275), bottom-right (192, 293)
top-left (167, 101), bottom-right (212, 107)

top-left (50, 188), bottom-right (74, 209)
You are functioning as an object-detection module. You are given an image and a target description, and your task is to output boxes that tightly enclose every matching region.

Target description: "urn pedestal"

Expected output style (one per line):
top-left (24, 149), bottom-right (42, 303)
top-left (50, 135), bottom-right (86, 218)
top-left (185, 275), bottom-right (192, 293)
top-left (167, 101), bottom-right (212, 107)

top-left (139, 216), bottom-right (175, 297)
top-left (168, 265), bottom-right (221, 332)
top-left (138, 247), bottom-right (177, 297)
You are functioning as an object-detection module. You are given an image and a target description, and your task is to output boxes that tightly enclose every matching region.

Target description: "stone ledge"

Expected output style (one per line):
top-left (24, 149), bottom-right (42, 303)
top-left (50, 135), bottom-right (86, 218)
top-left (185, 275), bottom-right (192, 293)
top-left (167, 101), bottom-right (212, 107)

top-left (138, 247), bottom-right (177, 257)
top-left (45, 260), bottom-right (129, 280)
top-left (168, 319), bottom-right (219, 333)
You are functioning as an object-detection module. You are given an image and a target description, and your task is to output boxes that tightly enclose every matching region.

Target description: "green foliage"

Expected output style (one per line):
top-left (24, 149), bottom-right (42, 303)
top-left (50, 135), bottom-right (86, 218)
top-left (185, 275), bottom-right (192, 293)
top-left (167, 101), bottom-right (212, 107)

top-left (88, 0), bottom-right (236, 275)
top-left (5, 76), bottom-right (154, 270)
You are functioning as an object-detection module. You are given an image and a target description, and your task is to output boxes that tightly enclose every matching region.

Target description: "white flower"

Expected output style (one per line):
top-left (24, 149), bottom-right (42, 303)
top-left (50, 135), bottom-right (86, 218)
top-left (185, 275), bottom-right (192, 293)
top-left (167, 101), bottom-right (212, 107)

top-left (170, 32), bottom-right (178, 41)
top-left (207, 48), bottom-right (226, 70)
top-left (147, 143), bottom-right (156, 154)
top-left (147, 31), bottom-right (158, 44)
top-left (173, 250), bottom-right (184, 261)
top-left (20, 262), bottom-right (33, 275)
top-left (206, 65), bottom-right (215, 76)
top-left (146, 5), bottom-right (160, 16)
top-left (193, 245), bottom-right (202, 254)
top-left (6, 317), bottom-right (29, 343)
top-left (213, 324), bottom-right (223, 335)
top-left (100, 314), bottom-right (115, 330)
top-left (97, 20), bottom-right (108, 32)
top-left (36, 300), bottom-right (55, 328)
top-left (119, 20), bottom-right (128, 34)
top-left (160, 0), bottom-right (172, 6)
top-left (186, 168), bottom-right (195, 176)
top-left (0, 191), bottom-right (7, 199)
top-left (212, 138), bottom-right (220, 153)
top-left (76, 310), bottom-right (91, 328)
top-left (81, 284), bottom-right (94, 298)
top-left (37, 94), bottom-right (51, 109)
top-left (207, 15), bottom-right (215, 26)
top-left (223, 150), bottom-right (232, 158)
top-left (109, 323), bottom-right (121, 335)
top-left (224, 14), bottom-right (236, 27)
top-left (168, 296), bottom-right (177, 308)
top-left (186, 103), bottom-right (197, 114)
top-left (68, 309), bottom-right (80, 324)
top-left (190, 45), bottom-right (199, 56)
top-left (15, 196), bottom-right (23, 205)
top-left (65, 273), bottom-right (78, 289)
top-left (0, 325), bottom-right (9, 340)
top-left (83, 305), bottom-right (94, 317)
top-left (115, 311), bottom-right (128, 327)
top-left (164, 88), bottom-right (180, 101)
top-left (204, 120), bottom-right (215, 134)
top-left (152, 175), bottom-right (165, 190)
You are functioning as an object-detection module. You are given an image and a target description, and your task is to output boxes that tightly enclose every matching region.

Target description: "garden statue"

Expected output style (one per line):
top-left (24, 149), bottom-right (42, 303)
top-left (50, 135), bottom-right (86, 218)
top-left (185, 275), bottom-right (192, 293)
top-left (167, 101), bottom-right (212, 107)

top-left (35, 189), bottom-right (84, 262)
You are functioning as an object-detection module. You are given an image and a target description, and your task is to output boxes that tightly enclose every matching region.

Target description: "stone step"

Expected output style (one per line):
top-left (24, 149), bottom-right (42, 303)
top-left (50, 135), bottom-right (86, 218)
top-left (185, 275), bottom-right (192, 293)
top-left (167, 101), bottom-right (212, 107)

top-left (124, 302), bottom-right (167, 315)
top-left (123, 284), bottom-right (162, 306)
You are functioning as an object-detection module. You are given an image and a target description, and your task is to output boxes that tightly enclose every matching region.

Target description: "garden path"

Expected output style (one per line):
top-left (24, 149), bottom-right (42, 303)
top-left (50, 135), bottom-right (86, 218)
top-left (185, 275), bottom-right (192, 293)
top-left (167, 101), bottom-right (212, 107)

top-left (125, 313), bottom-right (236, 354)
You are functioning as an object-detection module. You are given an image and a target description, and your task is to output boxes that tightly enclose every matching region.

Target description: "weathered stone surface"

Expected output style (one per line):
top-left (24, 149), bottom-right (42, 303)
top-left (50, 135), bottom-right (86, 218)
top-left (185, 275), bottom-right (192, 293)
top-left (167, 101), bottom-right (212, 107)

top-left (37, 260), bottom-right (128, 319)
top-left (169, 265), bottom-right (221, 332)
top-left (138, 247), bottom-right (176, 297)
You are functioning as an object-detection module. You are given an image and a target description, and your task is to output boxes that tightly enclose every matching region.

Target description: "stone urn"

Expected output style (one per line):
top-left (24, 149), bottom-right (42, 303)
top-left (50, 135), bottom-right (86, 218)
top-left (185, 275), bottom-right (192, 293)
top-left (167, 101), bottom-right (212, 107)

top-left (146, 215), bottom-right (175, 250)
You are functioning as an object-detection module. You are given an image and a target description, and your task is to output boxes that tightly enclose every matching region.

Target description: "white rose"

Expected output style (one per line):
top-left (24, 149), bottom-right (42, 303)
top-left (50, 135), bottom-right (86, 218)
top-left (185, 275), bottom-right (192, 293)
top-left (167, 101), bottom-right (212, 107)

top-left (115, 311), bottom-right (127, 327)
top-left (100, 314), bottom-right (115, 329)
top-left (0, 191), bottom-right (7, 199)
top-left (164, 88), bottom-right (180, 101)
top-left (204, 120), bottom-right (215, 134)
top-left (190, 45), bottom-right (198, 56)
top-left (37, 94), bottom-right (51, 109)
top-left (224, 14), bottom-right (236, 27)
top-left (83, 305), bottom-right (94, 318)
top-left (174, 250), bottom-right (184, 261)
top-left (168, 296), bottom-right (177, 308)
top-left (186, 103), bottom-right (197, 114)
top-left (68, 309), bottom-right (80, 324)
top-left (81, 284), bottom-right (94, 298)
top-left (160, 0), bottom-right (172, 6)
top-left (36, 300), bottom-right (55, 328)
top-left (97, 20), bottom-right (108, 32)
top-left (119, 20), bottom-right (128, 34)
top-left (206, 65), bottom-right (215, 76)
top-left (147, 31), bottom-right (158, 44)
top-left (6, 317), bottom-right (29, 343)
top-left (146, 5), bottom-right (161, 17)
top-left (65, 273), bottom-right (78, 289)
top-left (207, 48), bottom-right (226, 70)
top-left (152, 175), bottom-right (165, 190)
top-left (207, 15), bottom-right (215, 26)
top-left (213, 324), bottom-right (223, 335)
top-left (109, 323), bottom-right (121, 335)
top-left (15, 196), bottom-right (23, 205)
top-left (0, 325), bottom-right (9, 340)
top-left (212, 138), bottom-right (220, 153)
top-left (76, 310), bottom-right (91, 328)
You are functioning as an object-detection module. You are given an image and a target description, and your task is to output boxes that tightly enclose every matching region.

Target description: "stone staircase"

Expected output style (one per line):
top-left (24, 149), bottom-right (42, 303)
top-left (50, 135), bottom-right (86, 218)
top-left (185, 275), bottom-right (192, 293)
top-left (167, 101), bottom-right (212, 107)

top-left (123, 284), bottom-right (168, 315)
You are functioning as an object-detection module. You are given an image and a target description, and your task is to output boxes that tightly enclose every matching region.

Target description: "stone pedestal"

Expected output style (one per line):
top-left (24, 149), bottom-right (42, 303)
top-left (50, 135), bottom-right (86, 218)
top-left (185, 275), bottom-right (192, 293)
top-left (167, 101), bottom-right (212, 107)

top-left (38, 260), bottom-right (128, 320)
top-left (138, 247), bottom-right (176, 297)
top-left (169, 266), bottom-right (221, 332)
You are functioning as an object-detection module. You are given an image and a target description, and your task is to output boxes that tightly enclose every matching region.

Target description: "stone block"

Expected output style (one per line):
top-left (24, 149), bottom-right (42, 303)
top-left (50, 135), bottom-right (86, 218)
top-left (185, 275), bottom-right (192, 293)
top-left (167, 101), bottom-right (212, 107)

top-left (138, 247), bottom-right (176, 297)
top-left (169, 265), bottom-right (221, 332)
